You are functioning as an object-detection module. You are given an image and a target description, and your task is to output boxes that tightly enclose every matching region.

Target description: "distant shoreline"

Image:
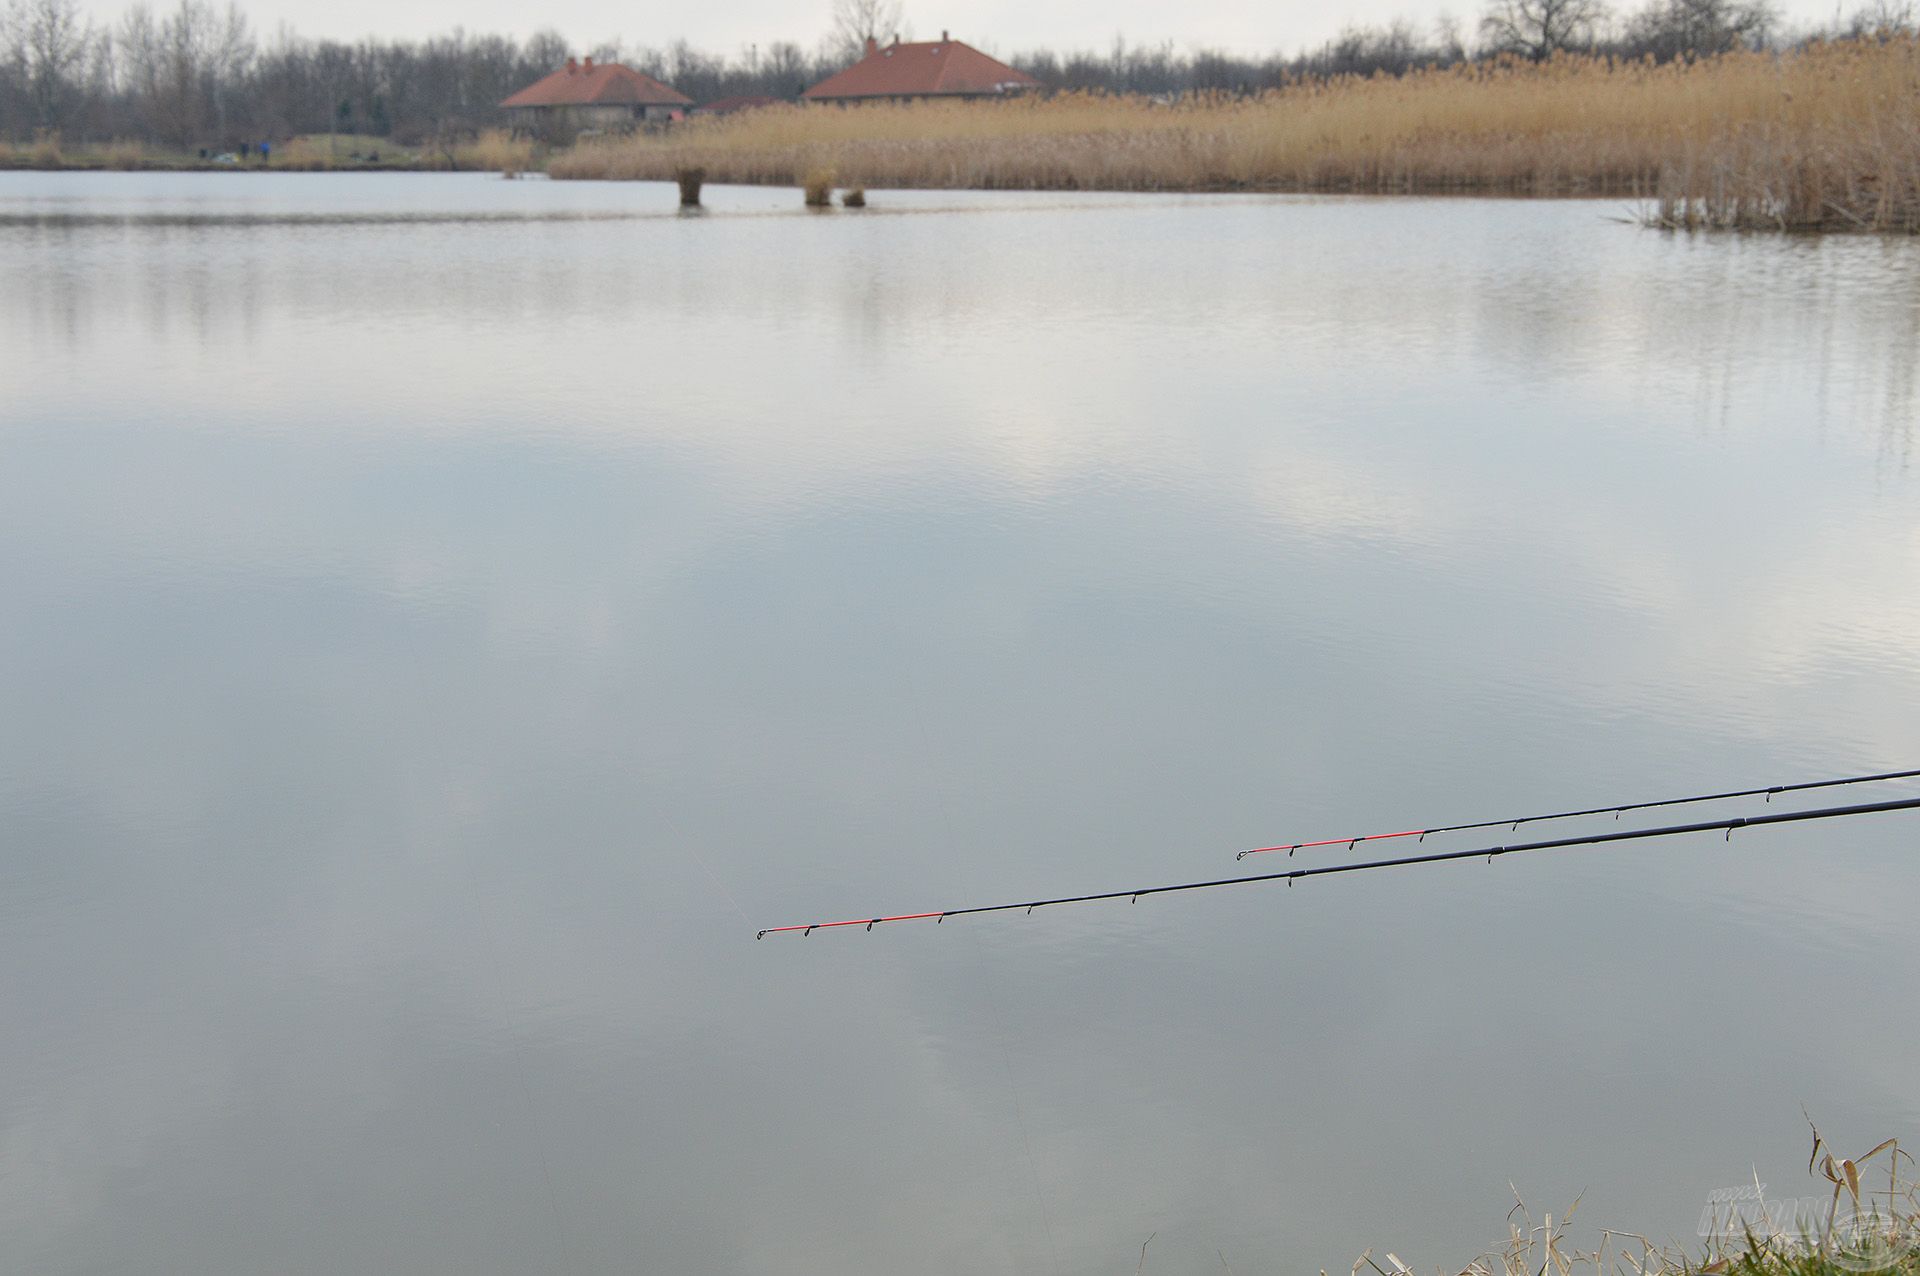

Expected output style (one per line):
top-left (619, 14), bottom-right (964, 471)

top-left (0, 131), bottom-right (537, 177)
top-left (13, 40), bottom-right (1919, 237)
top-left (0, 158), bottom-right (431, 173)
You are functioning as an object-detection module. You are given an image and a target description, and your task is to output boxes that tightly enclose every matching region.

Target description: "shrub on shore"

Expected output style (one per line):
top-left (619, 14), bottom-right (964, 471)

top-left (801, 167), bottom-right (835, 206)
top-left (0, 131), bottom-right (68, 168)
top-left (549, 37), bottom-right (1920, 232)
top-left (98, 139), bottom-right (150, 170)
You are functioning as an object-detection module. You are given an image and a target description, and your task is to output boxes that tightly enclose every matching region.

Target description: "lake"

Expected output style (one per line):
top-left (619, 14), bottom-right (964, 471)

top-left (2, 171), bottom-right (1917, 1275)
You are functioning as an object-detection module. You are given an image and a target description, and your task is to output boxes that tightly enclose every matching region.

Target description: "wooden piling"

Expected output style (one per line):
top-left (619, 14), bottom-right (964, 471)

top-left (675, 167), bottom-right (704, 207)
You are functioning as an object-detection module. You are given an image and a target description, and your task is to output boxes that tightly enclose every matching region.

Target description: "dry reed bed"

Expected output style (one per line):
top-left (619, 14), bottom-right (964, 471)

top-left (550, 38), bottom-right (1920, 231)
top-left (447, 129), bottom-right (540, 173)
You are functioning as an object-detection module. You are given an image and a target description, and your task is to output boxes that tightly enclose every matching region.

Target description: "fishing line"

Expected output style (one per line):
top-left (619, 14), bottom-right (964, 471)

top-left (1233, 767), bottom-right (1920, 860)
top-left (968, 926), bottom-right (1064, 1276)
top-left (916, 705), bottom-right (1062, 1275)
top-left (460, 853), bottom-right (578, 1274)
top-left (754, 793), bottom-right (1920, 939)
top-left (405, 630), bottom-right (576, 1269)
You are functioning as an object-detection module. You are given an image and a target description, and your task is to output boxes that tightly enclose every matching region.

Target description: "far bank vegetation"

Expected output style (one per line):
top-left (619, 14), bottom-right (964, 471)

top-left (552, 35), bottom-right (1920, 233)
top-left (5, 0), bottom-right (1920, 227)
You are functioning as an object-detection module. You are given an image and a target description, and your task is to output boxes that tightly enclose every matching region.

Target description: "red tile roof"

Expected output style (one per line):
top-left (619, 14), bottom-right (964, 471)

top-left (501, 59), bottom-right (693, 109)
top-left (802, 37), bottom-right (1041, 101)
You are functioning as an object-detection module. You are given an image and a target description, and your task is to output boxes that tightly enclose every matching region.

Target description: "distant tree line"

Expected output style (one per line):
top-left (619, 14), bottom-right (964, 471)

top-left (2, 0), bottom-right (1916, 147)
top-left (1018, 0), bottom-right (1917, 90)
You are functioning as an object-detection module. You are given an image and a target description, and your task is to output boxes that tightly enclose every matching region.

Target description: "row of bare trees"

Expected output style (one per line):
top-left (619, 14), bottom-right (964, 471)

top-left (0, 0), bottom-right (863, 145)
top-left (1479, 0), bottom-right (1774, 60)
top-left (1025, 0), bottom-right (1915, 90)
top-left (2, 0), bottom-right (1915, 147)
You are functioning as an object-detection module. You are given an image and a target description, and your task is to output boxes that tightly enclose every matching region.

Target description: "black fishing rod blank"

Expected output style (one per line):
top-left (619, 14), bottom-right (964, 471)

top-left (755, 794), bottom-right (1920, 939)
top-left (1233, 767), bottom-right (1920, 860)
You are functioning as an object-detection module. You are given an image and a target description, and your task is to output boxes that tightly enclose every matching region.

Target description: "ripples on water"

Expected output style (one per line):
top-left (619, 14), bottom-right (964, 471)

top-left (1, 172), bottom-right (1917, 1275)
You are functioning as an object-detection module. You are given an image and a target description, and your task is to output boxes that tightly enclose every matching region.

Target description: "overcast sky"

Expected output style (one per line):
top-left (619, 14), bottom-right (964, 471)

top-left (82, 0), bottom-right (1854, 57)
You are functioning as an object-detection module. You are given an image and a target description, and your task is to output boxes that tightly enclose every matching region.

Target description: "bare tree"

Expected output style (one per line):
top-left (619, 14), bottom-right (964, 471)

top-left (1478, 0), bottom-right (1610, 57)
top-left (763, 40), bottom-right (809, 94)
top-left (114, 3), bottom-right (159, 117)
top-left (1348, 19), bottom-right (1426, 72)
top-left (522, 27), bottom-right (568, 71)
top-left (207, 2), bottom-right (252, 141)
top-left (1841, 0), bottom-right (1917, 36)
top-left (6, 0), bottom-right (92, 129)
top-left (829, 0), bottom-right (900, 61)
top-left (150, 0), bottom-right (220, 145)
top-left (1623, 0), bottom-right (1774, 57)
top-left (0, 5), bottom-right (25, 105)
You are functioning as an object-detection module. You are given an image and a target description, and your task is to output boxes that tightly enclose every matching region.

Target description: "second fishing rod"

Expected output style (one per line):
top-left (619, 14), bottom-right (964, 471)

top-left (1234, 766), bottom-right (1920, 860)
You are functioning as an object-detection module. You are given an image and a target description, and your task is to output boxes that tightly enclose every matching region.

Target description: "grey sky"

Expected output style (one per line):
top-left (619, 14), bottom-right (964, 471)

top-left (81, 0), bottom-right (1851, 57)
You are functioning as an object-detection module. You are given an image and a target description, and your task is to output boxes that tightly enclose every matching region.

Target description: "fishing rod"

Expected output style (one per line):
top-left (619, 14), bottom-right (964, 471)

top-left (754, 793), bottom-right (1920, 938)
top-left (1233, 767), bottom-right (1920, 860)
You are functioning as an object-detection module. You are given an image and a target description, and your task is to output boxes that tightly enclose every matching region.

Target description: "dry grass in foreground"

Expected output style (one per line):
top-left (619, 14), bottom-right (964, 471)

top-left (550, 37), bottom-right (1920, 232)
top-left (1342, 1127), bottom-right (1920, 1276)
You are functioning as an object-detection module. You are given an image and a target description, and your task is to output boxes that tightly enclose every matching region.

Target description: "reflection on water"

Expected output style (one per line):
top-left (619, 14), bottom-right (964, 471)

top-left (2, 171), bottom-right (1919, 1276)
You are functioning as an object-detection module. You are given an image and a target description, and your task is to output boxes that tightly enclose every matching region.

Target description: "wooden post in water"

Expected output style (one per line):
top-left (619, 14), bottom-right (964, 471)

top-left (676, 167), bottom-right (704, 207)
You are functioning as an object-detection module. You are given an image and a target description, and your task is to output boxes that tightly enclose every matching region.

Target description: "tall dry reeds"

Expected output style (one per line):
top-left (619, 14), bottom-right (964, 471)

top-left (97, 139), bottom-right (151, 170)
top-left (549, 37), bottom-right (1920, 231)
top-left (0, 130), bottom-right (68, 168)
top-left (1647, 38), bottom-right (1920, 231)
top-left (451, 129), bottom-right (538, 174)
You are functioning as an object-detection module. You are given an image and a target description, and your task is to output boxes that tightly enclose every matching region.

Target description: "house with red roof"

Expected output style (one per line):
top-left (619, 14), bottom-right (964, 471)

top-left (802, 33), bottom-right (1041, 104)
top-left (501, 58), bottom-right (694, 139)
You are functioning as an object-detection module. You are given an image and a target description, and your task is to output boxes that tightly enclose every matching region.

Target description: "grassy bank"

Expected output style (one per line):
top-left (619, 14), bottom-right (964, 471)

top-left (0, 130), bottom-right (539, 174)
top-left (1436, 1207), bottom-right (1920, 1276)
top-left (1382, 1130), bottom-right (1917, 1276)
top-left (551, 37), bottom-right (1920, 232)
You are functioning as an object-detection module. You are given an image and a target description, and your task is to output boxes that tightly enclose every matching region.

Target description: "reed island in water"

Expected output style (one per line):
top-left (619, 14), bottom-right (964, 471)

top-left (551, 37), bottom-right (1920, 233)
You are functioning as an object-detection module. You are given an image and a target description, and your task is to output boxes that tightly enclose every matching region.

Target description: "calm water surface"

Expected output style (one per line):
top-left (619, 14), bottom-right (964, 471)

top-left (3, 172), bottom-right (1918, 1275)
